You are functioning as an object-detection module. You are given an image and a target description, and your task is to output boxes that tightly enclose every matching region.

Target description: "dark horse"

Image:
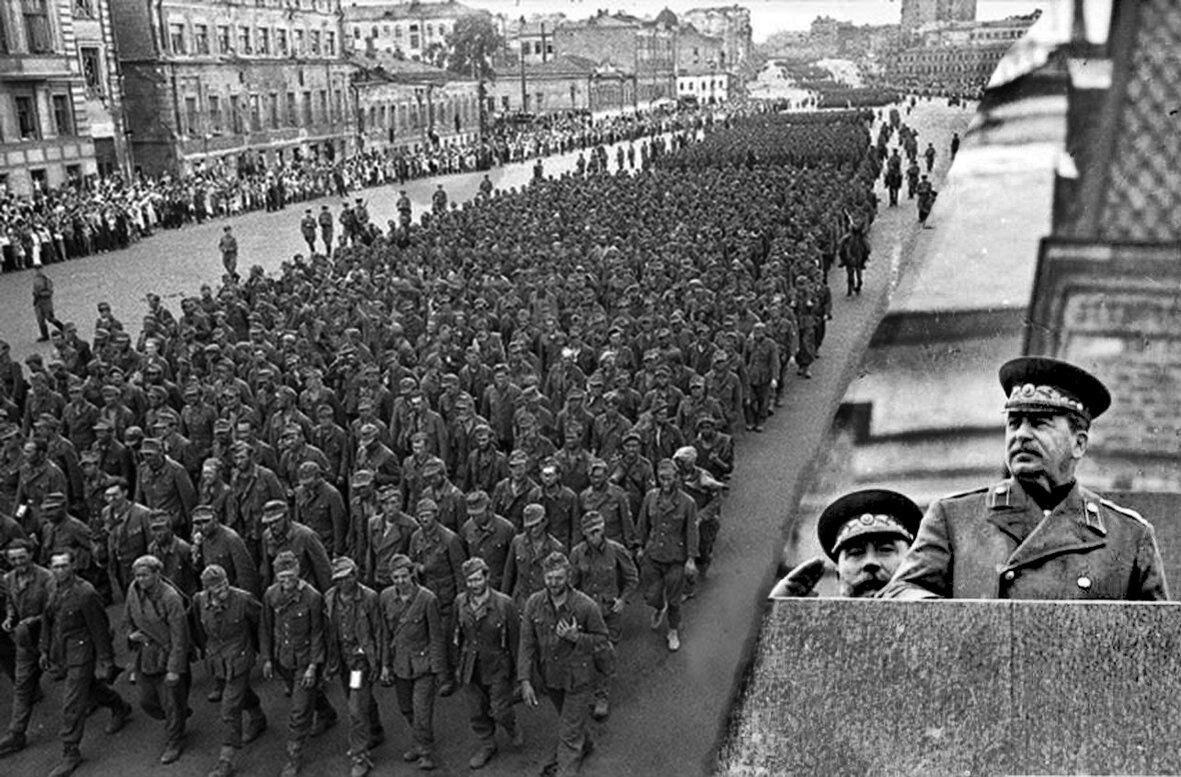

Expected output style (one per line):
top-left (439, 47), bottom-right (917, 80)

top-left (837, 215), bottom-right (871, 296)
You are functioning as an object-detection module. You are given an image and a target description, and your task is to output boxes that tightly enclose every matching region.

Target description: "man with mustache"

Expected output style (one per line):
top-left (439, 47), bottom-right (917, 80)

top-left (769, 489), bottom-right (922, 599)
top-left (881, 356), bottom-right (1168, 600)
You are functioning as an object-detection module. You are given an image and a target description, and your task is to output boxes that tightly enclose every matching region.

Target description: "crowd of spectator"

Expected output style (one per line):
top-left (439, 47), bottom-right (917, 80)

top-left (0, 107), bottom-right (722, 274)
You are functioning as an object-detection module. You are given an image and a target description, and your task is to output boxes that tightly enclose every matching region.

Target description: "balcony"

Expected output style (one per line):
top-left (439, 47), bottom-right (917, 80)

top-left (0, 54), bottom-right (73, 80)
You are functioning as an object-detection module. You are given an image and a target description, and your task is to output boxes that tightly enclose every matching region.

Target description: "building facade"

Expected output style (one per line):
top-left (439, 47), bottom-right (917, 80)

top-left (486, 54), bottom-right (596, 115)
top-left (681, 6), bottom-right (752, 69)
top-left (676, 71), bottom-right (730, 103)
top-left (73, 0), bottom-right (128, 178)
top-left (353, 56), bottom-right (480, 152)
top-left (112, 0), bottom-right (356, 178)
top-left (0, 0), bottom-right (99, 195)
top-left (900, 0), bottom-right (977, 35)
top-left (553, 11), bottom-right (674, 110)
top-left (887, 14), bottom-right (1038, 92)
top-left (344, 1), bottom-right (479, 62)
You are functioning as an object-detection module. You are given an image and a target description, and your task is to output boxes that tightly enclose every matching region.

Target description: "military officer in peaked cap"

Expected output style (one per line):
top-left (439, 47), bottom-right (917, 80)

top-left (770, 489), bottom-right (923, 598)
top-left (881, 356), bottom-right (1169, 600)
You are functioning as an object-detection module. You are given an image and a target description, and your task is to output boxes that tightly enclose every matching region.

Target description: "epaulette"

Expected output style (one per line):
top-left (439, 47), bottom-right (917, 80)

top-left (941, 485), bottom-right (989, 501)
top-left (1099, 497), bottom-right (1150, 527)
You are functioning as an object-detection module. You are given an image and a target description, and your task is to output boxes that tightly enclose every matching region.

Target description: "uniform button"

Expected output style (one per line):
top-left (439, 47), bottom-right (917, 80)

top-left (1077, 576), bottom-right (1091, 590)
top-left (1003, 571), bottom-right (1016, 582)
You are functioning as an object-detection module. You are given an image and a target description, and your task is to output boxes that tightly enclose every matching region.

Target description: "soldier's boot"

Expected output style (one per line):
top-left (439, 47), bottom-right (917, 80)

top-left (0, 730), bottom-right (27, 757)
top-left (469, 743), bottom-right (498, 769)
top-left (279, 741), bottom-right (302, 777)
top-left (243, 710), bottom-right (268, 744)
top-left (505, 721), bottom-right (525, 749)
top-left (349, 752), bottom-right (373, 777)
top-left (208, 746), bottom-right (236, 777)
top-left (48, 745), bottom-right (83, 777)
top-left (592, 697), bottom-right (610, 721)
top-left (104, 700), bottom-right (132, 734)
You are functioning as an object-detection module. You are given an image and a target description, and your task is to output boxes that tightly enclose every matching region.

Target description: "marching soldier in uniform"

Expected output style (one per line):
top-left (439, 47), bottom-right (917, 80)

top-left (407, 497), bottom-right (465, 698)
top-left (454, 557), bottom-right (522, 770)
top-left (636, 459), bottom-right (698, 652)
top-left (123, 554), bottom-right (192, 765)
top-left (379, 553), bottom-right (446, 771)
top-left (193, 564), bottom-right (268, 777)
top-left (0, 538), bottom-right (52, 758)
top-left (40, 548), bottom-right (133, 777)
top-left (518, 551), bottom-right (608, 777)
top-left (324, 556), bottom-right (385, 777)
top-left (882, 357), bottom-right (1169, 601)
top-left (261, 550), bottom-right (337, 777)
top-left (261, 499), bottom-right (333, 593)
top-left (367, 485), bottom-right (417, 589)
top-left (569, 510), bottom-right (638, 720)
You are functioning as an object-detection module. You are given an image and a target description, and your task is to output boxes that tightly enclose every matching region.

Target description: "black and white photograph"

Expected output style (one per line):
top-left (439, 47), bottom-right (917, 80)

top-left (1, 0), bottom-right (1175, 775)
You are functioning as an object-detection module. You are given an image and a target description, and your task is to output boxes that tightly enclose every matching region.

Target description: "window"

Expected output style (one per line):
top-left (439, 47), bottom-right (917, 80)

top-left (333, 90), bottom-right (342, 121)
top-left (15, 95), bottom-right (39, 139)
top-left (409, 31), bottom-right (419, 48)
top-left (80, 47), bottom-right (102, 92)
top-left (194, 24), bottom-right (209, 54)
top-left (318, 89), bottom-right (327, 122)
top-left (426, 23), bottom-right (433, 37)
top-left (169, 23), bottom-right (186, 54)
top-left (249, 94), bottom-right (260, 131)
top-left (294, 29), bottom-right (304, 55)
top-left (208, 94), bottom-right (222, 132)
top-left (309, 30), bottom-right (319, 54)
top-left (277, 28), bottom-right (288, 55)
top-left (325, 32), bottom-right (335, 55)
top-left (52, 94), bottom-right (74, 135)
top-left (269, 92), bottom-right (279, 128)
top-left (258, 28), bottom-right (270, 55)
top-left (217, 25), bottom-right (231, 53)
top-left (394, 25), bottom-right (401, 38)
top-left (301, 90), bottom-right (312, 125)
top-left (353, 27), bottom-right (360, 39)
top-left (184, 96), bottom-right (198, 135)
top-left (230, 95), bottom-right (242, 132)
top-left (23, 0), bottom-right (54, 53)
top-left (238, 26), bottom-right (252, 54)
top-left (286, 91), bottom-right (296, 125)
top-left (74, 0), bottom-right (94, 18)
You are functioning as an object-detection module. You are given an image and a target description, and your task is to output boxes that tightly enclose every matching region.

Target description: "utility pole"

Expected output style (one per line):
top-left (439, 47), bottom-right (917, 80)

top-left (519, 16), bottom-right (528, 112)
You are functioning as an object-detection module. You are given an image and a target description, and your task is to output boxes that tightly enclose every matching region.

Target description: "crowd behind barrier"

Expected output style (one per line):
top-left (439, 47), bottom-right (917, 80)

top-left (0, 104), bottom-right (894, 776)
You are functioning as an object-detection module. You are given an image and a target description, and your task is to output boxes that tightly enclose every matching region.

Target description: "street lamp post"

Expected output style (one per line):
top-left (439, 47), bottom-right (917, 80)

top-left (519, 16), bottom-right (528, 113)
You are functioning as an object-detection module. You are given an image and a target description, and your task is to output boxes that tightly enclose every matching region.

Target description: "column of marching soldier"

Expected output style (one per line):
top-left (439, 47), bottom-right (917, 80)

top-left (0, 110), bottom-right (886, 777)
top-left (0, 386), bottom-right (731, 777)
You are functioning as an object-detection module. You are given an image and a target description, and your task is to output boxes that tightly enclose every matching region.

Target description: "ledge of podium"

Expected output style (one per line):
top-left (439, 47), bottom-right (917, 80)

top-left (718, 599), bottom-right (1181, 776)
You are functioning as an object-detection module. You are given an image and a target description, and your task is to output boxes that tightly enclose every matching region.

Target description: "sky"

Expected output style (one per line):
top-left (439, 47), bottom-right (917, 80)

top-left (458, 0), bottom-right (1049, 42)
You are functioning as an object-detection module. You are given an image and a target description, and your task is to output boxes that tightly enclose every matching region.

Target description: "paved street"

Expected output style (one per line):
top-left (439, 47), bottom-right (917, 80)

top-left (0, 100), bottom-right (973, 777)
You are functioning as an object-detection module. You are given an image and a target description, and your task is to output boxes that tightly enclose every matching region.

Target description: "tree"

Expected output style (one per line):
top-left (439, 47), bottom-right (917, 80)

top-left (443, 14), bottom-right (502, 81)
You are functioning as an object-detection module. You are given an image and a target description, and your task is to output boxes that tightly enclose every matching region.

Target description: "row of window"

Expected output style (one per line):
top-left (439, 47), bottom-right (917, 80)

top-left (168, 21), bottom-right (336, 58)
top-left (1, 92), bottom-right (75, 142)
top-left (179, 88), bottom-right (346, 137)
top-left (360, 95), bottom-right (477, 133)
top-left (351, 19), bottom-right (452, 47)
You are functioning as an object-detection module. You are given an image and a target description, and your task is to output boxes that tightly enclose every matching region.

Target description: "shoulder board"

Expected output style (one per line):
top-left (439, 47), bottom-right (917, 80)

top-left (941, 485), bottom-right (990, 501)
top-left (1099, 497), bottom-right (1150, 526)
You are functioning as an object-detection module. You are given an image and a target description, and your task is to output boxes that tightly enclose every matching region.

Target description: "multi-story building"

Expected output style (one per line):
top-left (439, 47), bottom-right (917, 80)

top-left (554, 11), bottom-right (675, 109)
top-left (486, 54), bottom-right (597, 115)
top-left (72, 0), bottom-right (128, 178)
top-left (0, 0), bottom-right (99, 194)
top-left (675, 22), bottom-right (728, 103)
top-left (344, 1), bottom-right (480, 62)
top-left (506, 15), bottom-right (563, 64)
top-left (900, 0), bottom-right (977, 35)
top-left (681, 6), bottom-right (752, 69)
top-left (352, 54), bottom-right (479, 152)
top-left (886, 13), bottom-right (1039, 93)
top-left (112, 0), bottom-right (356, 178)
